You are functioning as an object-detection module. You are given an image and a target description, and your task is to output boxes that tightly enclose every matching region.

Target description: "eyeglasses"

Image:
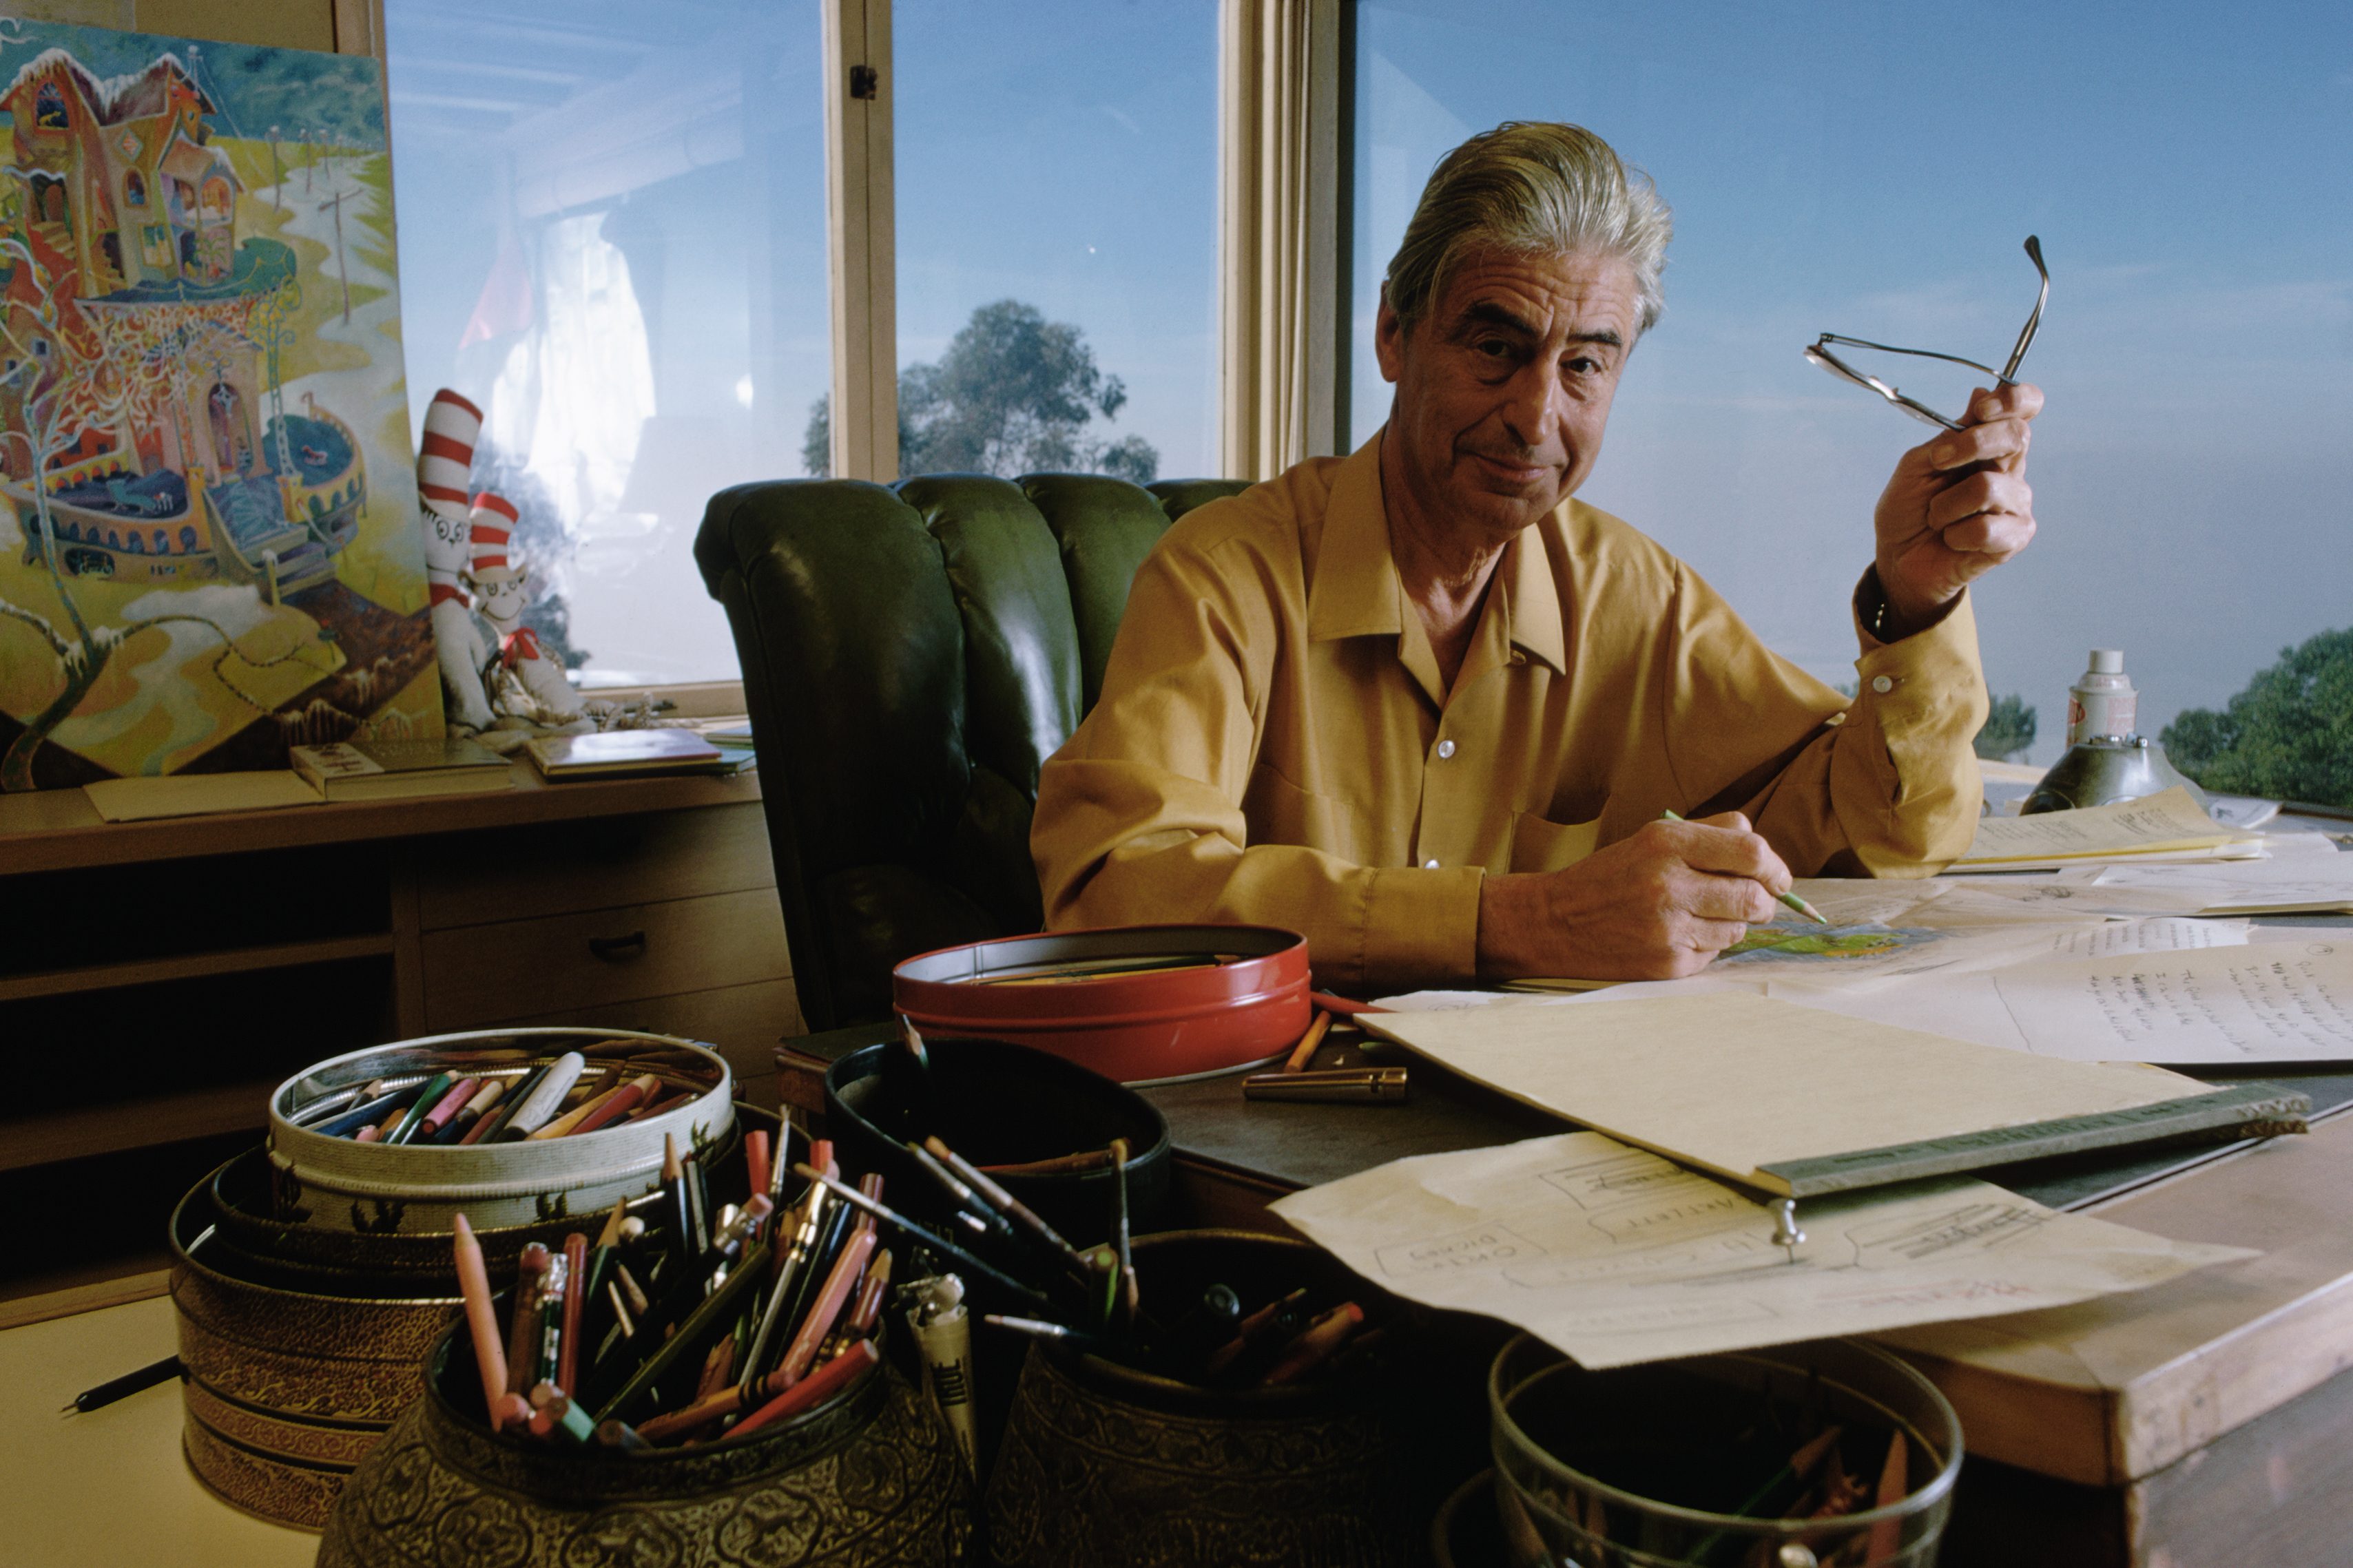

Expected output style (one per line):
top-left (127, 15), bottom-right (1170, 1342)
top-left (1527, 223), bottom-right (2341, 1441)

top-left (1805, 236), bottom-right (2048, 430)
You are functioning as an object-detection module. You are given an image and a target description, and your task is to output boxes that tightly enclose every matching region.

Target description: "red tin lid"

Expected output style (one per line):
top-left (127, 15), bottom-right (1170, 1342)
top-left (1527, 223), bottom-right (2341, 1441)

top-left (891, 925), bottom-right (1312, 1085)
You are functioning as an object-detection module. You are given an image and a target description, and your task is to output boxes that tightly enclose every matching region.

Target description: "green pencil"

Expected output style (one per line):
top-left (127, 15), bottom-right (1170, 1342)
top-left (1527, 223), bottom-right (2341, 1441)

top-left (1660, 811), bottom-right (1829, 925)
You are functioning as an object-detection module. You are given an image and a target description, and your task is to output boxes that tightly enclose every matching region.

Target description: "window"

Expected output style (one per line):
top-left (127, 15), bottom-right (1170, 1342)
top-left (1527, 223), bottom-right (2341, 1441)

top-left (125, 170), bottom-right (145, 207)
top-left (891, 0), bottom-right (1218, 486)
top-left (385, 1), bottom-right (828, 688)
top-left (1353, 2), bottom-right (2353, 791)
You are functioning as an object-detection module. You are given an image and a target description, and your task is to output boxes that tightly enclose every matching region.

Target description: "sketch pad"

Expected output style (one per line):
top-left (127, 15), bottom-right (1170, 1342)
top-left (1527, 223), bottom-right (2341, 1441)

top-left (1360, 992), bottom-right (2308, 1197)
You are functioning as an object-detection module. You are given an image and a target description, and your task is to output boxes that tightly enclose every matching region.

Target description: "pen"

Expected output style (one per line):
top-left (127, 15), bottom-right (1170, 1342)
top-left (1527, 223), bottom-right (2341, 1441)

top-left (61, 1355), bottom-right (181, 1414)
top-left (499, 1052), bottom-right (585, 1139)
top-left (791, 1164), bottom-right (1051, 1308)
top-left (1660, 809), bottom-right (1828, 924)
top-left (729, 1339), bottom-right (878, 1439)
top-left (1109, 1138), bottom-right (1137, 1325)
top-left (557, 1233), bottom-right (589, 1398)
top-left (920, 1136), bottom-right (1092, 1282)
top-left (1244, 1067), bottom-right (1411, 1103)
top-left (384, 1072), bottom-right (455, 1145)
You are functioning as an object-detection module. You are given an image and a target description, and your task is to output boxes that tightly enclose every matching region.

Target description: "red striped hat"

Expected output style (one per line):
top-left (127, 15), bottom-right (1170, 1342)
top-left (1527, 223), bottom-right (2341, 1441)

top-left (417, 389), bottom-right (482, 522)
top-left (466, 491), bottom-right (522, 583)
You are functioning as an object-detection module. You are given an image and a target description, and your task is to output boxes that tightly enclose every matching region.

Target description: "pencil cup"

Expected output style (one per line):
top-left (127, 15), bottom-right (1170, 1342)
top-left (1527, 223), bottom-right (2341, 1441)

top-left (1489, 1335), bottom-right (1962, 1568)
top-left (985, 1229), bottom-right (1432, 1568)
top-left (825, 1034), bottom-right (1173, 1249)
top-left (316, 1321), bottom-right (974, 1567)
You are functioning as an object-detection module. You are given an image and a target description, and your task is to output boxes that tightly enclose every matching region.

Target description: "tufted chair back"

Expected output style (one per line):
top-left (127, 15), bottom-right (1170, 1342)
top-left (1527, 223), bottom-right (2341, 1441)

top-left (695, 473), bottom-right (1250, 1031)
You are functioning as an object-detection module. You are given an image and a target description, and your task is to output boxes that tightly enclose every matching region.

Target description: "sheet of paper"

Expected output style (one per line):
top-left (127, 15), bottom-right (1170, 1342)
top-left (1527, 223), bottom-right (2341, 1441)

top-left (1269, 1131), bottom-right (2254, 1369)
top-left (1956, 788), bottom-right (2254, 866)
top-left (1706, 917), bottom-right (2247, 990)
top-left (2067, 856), bottom-right (2353, 915)
top-left (1358, 991), bottom-right (2208, 1191)
top-left (83, 772), bottom-right (323, 822)
top-left (1772, 937), bottom-right (2353, 1064)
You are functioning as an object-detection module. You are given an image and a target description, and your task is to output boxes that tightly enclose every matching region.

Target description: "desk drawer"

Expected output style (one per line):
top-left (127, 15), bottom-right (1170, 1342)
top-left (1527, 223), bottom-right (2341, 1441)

top-left (414, 802), bottom-right (775, 930)
top-left (420, 889), bottom-right (789, 1032)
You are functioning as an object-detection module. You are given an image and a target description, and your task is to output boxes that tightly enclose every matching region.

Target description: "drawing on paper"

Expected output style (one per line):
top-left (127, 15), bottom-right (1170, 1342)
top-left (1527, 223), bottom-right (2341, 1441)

top-left (0, 19), bottom-right (435, 790)
top-left (1718, 923), bottom-right (1951, 965)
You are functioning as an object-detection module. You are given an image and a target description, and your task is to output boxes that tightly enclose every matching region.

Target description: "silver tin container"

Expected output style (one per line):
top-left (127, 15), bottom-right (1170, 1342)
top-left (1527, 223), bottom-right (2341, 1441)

top-left (268, 1027), bottom-right (734, 1234)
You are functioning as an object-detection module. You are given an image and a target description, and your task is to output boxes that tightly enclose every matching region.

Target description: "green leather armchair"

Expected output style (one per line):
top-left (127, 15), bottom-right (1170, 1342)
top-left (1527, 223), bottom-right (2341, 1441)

top-left (696, 473), bottom-right (1250, 1032)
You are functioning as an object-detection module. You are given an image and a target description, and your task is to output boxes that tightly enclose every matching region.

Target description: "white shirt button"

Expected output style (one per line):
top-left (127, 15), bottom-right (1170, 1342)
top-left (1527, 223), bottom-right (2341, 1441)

top-left (1870, 675), bottom-right (1894, 693)
top-left (1436, 739), bottom-right (1456, 760)
top-left (1423, 858), bottom-right (1440, 870)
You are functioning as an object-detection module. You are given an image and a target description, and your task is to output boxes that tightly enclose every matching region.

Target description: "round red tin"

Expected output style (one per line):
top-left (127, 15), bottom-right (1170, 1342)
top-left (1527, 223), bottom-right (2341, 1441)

top-left (891, 925), bottom-right (1312, 1084)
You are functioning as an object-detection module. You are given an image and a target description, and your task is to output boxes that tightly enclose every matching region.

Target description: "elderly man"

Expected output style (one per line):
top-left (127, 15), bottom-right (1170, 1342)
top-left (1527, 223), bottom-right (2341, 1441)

top-left (1030, 121), bottom-right (2039, 994)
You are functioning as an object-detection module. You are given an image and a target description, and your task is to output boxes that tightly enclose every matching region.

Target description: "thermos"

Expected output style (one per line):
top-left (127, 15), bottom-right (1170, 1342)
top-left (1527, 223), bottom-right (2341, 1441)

top-left (2066, 649), bottom-right (2137, 746)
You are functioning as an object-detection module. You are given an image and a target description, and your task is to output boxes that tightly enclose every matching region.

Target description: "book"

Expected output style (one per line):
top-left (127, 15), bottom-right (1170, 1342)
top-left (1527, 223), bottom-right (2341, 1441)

top-left (289, 738), bottom-right (515, 802)
top-left (84, 772), bottom-right (325, 822)
top-left (524, 729), bottom-right (729, 781)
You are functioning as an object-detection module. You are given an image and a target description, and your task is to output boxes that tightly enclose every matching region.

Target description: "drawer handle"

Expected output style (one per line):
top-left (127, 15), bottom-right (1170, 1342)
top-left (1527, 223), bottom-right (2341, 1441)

top-left (588, 930), bottom-right (647, 962)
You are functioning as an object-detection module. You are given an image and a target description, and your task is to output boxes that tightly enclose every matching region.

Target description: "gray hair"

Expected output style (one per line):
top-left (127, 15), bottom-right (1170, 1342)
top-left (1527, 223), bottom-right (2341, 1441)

top-left (1382, 121), bottom-right (1673, 337)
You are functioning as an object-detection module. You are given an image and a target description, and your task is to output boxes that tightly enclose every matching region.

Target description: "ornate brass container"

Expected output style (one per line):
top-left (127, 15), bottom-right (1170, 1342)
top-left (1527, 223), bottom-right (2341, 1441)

top-left (984, 1229), bottom-right (1421, 1568)
top-left (318, 1327), bottom-right (975, 1567)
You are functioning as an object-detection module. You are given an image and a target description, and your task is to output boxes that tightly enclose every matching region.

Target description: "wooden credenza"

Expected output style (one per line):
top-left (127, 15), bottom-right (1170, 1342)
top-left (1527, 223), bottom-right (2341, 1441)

top-left (0, 761), bottom-right (797, 1299)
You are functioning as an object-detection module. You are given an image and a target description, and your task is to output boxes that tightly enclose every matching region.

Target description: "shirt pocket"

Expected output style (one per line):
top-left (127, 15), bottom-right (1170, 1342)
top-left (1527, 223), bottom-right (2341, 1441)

top-left (1243, 764), bottom-right (1366, 863)
top-left (1510, 809), bottom-right (1601, 873)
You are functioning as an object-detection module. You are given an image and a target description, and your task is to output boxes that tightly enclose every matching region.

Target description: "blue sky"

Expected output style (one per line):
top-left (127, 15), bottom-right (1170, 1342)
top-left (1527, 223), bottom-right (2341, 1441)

top-left (1353, 0), bottom-right (2353, 755)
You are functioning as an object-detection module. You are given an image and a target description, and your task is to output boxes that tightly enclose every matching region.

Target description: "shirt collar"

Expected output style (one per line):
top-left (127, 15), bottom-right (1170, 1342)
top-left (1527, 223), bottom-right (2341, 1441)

top-left (1307, 428), bottom-right (1570, 678)
top-left (1305, 432), bottom-right (1401, 642)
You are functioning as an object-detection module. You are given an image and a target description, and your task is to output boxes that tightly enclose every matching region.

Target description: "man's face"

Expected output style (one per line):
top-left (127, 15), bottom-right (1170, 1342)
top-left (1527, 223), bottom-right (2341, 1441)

top-left (1376, 249), bottom-right (1641, 547)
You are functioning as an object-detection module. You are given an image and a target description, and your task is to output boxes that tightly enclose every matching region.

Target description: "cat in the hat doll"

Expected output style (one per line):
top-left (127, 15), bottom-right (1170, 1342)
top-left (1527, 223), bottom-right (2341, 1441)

top-left (414, 390), bottom-right (499, 730)
top-left (463, 493), bottom-right (589, 729)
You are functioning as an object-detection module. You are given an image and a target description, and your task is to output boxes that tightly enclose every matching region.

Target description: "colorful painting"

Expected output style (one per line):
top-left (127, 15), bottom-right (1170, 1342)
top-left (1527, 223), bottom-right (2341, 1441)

top-left (0, 19), bottom-right (435, 791)
top-left (1717, 924), bottom-right (1951, 965)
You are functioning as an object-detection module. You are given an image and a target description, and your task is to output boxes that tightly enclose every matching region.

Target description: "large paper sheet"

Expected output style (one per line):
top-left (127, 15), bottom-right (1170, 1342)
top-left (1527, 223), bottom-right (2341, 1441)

top-left (1270, 1132), bottom-right (2254, 1368)
top-left (2057, 857), bottom-right (2353, 916)
top-left (1774, 937), bottom-right (2353, 1064)
top-left (1707, 916), bottom-right (2247, 990)
top-left (1956, 788), bottom-right (2255, 867)
top-left (1358, 992), bottom-right (2208, 1191)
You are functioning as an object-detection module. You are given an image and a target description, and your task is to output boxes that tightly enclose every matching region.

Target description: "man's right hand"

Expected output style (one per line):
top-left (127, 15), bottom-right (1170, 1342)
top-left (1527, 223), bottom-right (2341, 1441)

top-left (1475, 813), bottom-right (1792, 981)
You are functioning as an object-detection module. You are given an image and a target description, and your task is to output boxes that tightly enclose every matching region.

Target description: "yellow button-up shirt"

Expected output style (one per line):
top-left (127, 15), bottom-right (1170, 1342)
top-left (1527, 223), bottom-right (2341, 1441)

top-left (1031, 434), bottom-right (1988, 992)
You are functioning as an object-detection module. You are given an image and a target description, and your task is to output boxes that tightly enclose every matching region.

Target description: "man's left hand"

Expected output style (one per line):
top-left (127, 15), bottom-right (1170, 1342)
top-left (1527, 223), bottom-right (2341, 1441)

top-left (1872, 381), bottom-right (2042, 638)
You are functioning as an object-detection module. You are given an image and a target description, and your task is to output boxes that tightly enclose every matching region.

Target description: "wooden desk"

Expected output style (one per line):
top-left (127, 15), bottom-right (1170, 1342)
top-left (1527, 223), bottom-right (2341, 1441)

top-left (780, 970), bottom-right (2353, 1568)
top-left (0, 762), bottom-right (798, 1303)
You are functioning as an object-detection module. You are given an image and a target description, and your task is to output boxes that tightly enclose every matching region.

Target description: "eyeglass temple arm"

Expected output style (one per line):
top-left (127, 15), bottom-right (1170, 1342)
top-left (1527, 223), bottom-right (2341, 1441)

top-left (1816, 335), bottom-right (2002, 380)
top-left (2000, 235), bottom-right (2048, 384)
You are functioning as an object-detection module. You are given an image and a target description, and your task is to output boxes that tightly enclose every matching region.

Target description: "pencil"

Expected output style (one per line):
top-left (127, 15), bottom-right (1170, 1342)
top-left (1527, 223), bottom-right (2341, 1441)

top-left (1283, 1010), bottom-right (1334, 1074)
top-left (1660, 810), bottom-right (1828, 924)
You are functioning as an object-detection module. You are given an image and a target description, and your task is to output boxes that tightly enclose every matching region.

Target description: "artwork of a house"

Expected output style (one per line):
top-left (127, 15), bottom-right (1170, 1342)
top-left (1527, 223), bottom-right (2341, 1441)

top-left (0, 20), bottom-right (437, 790)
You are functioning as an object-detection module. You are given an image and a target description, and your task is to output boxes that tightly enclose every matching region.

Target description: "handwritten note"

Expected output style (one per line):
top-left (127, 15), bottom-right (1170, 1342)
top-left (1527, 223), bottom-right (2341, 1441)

top-left (1775, 940), bottom-right (2353, 1064)
top-left (1270, 1131), bottom-right (2252, 1368)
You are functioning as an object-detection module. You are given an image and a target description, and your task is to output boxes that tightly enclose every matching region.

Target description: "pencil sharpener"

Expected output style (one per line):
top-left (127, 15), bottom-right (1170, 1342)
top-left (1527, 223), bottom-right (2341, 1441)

top-left (2022, 735), bottom-right (2210, 816)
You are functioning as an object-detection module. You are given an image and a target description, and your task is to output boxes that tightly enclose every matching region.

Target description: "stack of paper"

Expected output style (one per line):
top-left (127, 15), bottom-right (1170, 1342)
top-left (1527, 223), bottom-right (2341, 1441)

top-left (1357, 992), bottom-right (2303, 1195)
top-left (1271, 1131), bottom-right (2254, 1369)
top-left (1775, 938), bottom-right (2353, 1065)
top-left (1953, 787), bottom-right (2261, 870)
